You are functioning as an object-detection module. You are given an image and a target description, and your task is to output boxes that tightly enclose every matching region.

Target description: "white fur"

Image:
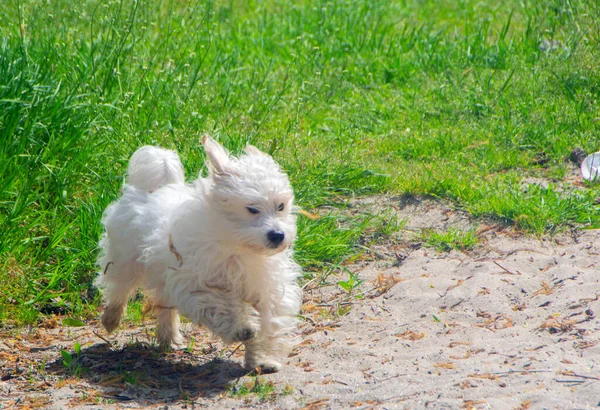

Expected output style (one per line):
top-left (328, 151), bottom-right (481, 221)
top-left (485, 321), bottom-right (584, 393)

top-left (96, 136), bottom-right (302, 373)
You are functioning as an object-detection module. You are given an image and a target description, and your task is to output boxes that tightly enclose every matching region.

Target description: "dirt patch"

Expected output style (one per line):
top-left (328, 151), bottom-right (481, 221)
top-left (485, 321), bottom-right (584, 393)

top-left (2, 197), bottom-right (599, 409)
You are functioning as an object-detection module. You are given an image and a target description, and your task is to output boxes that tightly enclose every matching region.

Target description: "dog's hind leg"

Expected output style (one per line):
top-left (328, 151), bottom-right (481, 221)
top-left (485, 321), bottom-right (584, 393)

top-left (99, 260), bottom-right (138, 333)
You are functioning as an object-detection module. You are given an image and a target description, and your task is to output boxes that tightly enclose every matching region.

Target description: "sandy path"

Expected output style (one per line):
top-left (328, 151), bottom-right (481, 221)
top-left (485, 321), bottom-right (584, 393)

top-left (1, 197), bottom-right (599, 409)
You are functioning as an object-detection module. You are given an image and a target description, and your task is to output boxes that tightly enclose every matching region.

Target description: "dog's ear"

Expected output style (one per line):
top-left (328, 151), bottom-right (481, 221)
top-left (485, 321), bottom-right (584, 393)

top-left (202, 135), bottom-right (233, 175)
top-left (245, 144), bottom-right (271, 158)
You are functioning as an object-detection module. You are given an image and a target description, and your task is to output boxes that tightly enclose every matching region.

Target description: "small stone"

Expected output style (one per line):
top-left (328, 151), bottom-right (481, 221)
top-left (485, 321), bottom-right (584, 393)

top-left (569, 148), bottom-right (587, 165)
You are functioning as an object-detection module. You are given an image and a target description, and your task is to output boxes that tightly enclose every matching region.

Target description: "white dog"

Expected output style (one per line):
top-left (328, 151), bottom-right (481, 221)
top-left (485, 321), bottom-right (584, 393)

top-left (96, 136), bottom-right (302, 373)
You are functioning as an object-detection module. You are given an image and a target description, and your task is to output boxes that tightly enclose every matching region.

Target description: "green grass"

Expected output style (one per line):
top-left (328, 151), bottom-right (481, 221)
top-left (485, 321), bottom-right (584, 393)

top-left (423, 228), bottom-right (479, 252)
top-left (1, 0), bottom-right (600, 324)
top-left (227, 377), bottom-right (276, 402)
top-left (295, 214), bottom-right (371, 275)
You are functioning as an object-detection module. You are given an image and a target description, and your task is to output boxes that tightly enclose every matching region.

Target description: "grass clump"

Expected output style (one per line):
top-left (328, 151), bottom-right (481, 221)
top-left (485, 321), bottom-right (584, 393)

top-left (60, 342), bottom-right (89, 377)
top-left (423, 228), bottom-right (479, 252)
top-left (295, 214), bottom-right (371, 277)
top-left (227, 377), bottom-right (276, 402)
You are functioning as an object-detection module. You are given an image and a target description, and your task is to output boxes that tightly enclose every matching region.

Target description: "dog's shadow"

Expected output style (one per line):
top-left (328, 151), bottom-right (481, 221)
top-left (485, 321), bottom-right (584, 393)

top-left (47, 342), bottom-right (246, 405)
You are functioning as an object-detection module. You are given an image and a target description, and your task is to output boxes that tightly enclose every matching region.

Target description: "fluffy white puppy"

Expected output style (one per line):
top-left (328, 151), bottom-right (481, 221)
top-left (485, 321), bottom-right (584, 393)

top-left (96, 136), bottom-right (302, 373)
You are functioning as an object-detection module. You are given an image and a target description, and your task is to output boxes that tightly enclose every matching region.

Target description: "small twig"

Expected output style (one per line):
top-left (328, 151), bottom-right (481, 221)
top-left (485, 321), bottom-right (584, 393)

top-left (298, 208), bottom-right (320, 220)
top-left (39, 373), bottom-right (52, 387)
top-left (379, 374), bottom-right (402, 382)
top-left (301, 276), bottom-right (319, 290)
top-left (377, 303), bottom-right (391, 314)
top-left (555, 379), bottom-right (586, 383)
top-left (227, 343), bottom-right (243, 358)
top-left (103, 261), bottom-right (114, 275)
top-left (493, 261), bottom-right (518, 275)
top-left (475, 248), bottom-right (548, 261)
top-left (93, 331), bottom-right (114, 349)
top-left (492, 369), bottom-right (552, 375)
top-left (506, 247), bottom-right (547, 257)
top-left (332, 379), bottom-right (348, 386)
top-left (300, 315), bottom-right (316, 326)
top-left (29, 345), bottom-right (58, 352)
top-left (559, 372), bottom-right (600, 381)
top-left (446, 275), bottom-right (474, 292)
top-left (449, 298), bottom-right (466, 310)
top-left (315, 302), bottom-right (355, 307)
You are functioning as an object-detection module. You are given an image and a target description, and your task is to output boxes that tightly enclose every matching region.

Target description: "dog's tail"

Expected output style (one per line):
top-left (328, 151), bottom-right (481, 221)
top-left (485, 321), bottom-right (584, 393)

top-left (127, 146), bottom-right (185, 192)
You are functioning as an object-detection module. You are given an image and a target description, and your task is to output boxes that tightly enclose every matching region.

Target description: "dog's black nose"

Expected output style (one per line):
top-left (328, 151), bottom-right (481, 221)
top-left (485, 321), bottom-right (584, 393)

top-left (267, 230), bottom-right (285, 246)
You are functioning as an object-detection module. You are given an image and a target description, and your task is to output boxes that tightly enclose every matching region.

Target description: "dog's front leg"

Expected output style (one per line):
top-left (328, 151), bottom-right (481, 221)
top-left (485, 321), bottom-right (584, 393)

top-left (242, 305), bottom-right (291, 374)
top-left (244, 338), bottom-right (282, 374)
top-left (181, 289), bottom-right (261, 344)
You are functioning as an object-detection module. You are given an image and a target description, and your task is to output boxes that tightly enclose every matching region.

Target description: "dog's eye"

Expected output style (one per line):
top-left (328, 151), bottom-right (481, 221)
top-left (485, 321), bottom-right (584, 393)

top-left (246, 206), bottom-right (260, 215)
top-left (277, 203), bottom-right (285, 212)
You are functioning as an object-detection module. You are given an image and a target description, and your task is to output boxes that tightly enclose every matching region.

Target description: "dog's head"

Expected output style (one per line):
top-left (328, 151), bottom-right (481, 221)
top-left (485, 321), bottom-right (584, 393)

top-left (202, 135), bottom-right (297, 255)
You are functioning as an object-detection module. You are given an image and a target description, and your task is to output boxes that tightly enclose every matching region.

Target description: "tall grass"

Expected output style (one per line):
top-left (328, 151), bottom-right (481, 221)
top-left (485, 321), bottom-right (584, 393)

top-left (1, 0), bottom-right (600, 323)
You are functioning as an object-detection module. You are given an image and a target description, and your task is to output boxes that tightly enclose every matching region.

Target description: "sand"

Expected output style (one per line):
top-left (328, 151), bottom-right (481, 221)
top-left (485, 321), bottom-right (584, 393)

top-left (1, 196), bottom-right (599, 409)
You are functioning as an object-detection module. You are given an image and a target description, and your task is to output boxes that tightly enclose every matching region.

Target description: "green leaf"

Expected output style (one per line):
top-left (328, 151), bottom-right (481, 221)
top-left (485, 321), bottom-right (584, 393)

top-left (432, 315), bottom-right (441, 323)
top-left (337, 281), bottom-right (352, 292)
top-left (62, 318), bottom-right (86, 327)
top-left (61, 349), bottom-right (73, 365)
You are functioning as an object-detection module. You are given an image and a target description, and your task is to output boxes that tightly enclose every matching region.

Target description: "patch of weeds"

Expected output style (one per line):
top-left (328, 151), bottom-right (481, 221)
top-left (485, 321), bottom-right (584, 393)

top-left (121, 370), bottom-right (146, 386)
top-left (186, 337), bottom-right (196, 354)
top-left (377, 214), bottom-right (406, 237)
top-left (68, 389), bottom-right (103, 406)
top-left (335, 303), bottom-right (353, 317)
top-left (366, 212), bottom-right (406, 241)
top-left (422, 228), bottom-right (479, 252)
top-left (227, 377), bottom-right (276, 402)
top-left (470, 183), bottom-right (600, 234)
top-left (337, 271), bottom-right (364, 297)
top-left (37, 357), bottom-right (48, 377)
top-left (305, 302), bottom-right (350, 322)
top-left (60, 342), bottom-right (88, 377)
top-left (96, 397), bottom-right (116, 405)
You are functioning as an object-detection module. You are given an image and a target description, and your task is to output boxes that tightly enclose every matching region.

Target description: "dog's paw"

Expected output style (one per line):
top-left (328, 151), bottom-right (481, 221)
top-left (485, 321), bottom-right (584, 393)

top-left (172, 332), bottom-right (185, 347)
top-left (158, 333), bottom-right (186, 351)
top-left (159, 341), bottom-right (185, 352)
top-left (246, 358), bottom-right (282, 374)
top-left (101, 304), bottom-right (124, 333)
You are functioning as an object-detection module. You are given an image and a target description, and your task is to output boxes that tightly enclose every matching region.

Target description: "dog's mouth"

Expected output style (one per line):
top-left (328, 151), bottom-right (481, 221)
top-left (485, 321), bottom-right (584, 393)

top-left (261, 238), bottom-right (292, 254)
top-left (240, 241), bottom-right (288, 255)
top-left (265, 242), bottom-right (288, 253)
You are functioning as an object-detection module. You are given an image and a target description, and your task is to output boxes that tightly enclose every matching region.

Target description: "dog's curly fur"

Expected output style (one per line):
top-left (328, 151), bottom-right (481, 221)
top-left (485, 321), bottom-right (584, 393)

top-left (96, 136), bottom-right (302, 373)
